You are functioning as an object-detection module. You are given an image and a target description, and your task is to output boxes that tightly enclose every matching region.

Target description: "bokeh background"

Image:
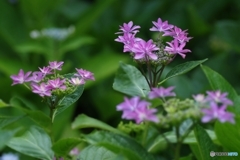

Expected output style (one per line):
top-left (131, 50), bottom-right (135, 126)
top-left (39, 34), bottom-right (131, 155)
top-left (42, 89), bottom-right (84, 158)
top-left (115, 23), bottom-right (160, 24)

top-left (1, 0), bottom-right (240, 157)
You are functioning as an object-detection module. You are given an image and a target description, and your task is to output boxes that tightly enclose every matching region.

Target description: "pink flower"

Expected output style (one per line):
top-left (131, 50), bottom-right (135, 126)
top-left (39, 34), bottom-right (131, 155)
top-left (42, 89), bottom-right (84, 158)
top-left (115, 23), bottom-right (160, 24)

top-left (47, 78), bottom-right (66, 90)
top-left (206, 90), bottom-right (233, 106)
top-left (150, 18), bottom-right (174, 33)
top-left (31, 82), bottom-right (52, 97)
top-left (131, 39), bottom-right (159, 60)
top-left (149, 86), bottom-right (176, 99)
top-left (39, 66), bottom-right (52, 76)
top-left (10, 69), bottom-right (32, 85)
top-left (117, 97), bottom-right (159, 124)
top-left (69, 77), bottom-right (85, 85)
top-left (116, 21), bottom-right (140, 35)
top-left (30, 71), bottom-right (45, 83)
top-left (201, 102), bottom-right (235, 123)
top-left (75, 69), bottom-right (95, 81)
top-left (164, 39), bottom-right (191, 58)
top-left (49, 61), bottom-right (64, 70)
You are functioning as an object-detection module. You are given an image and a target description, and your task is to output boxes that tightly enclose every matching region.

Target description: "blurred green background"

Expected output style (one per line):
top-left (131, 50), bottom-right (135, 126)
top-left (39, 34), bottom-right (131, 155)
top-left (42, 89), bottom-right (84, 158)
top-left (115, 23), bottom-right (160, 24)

top-left (1, 0), bottom-right (240, 147)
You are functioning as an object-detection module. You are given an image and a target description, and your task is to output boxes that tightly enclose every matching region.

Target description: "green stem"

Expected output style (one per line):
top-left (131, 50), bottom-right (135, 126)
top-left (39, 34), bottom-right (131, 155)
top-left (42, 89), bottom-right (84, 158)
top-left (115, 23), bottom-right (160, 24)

top-left (156, 65), bottom-right (165, 87)
top-left (138, 63), bottom-right (151, 89)
top-left (142, 122), bottom-right (149, 146)
top-left (146, 56), bottom-right (153, 88)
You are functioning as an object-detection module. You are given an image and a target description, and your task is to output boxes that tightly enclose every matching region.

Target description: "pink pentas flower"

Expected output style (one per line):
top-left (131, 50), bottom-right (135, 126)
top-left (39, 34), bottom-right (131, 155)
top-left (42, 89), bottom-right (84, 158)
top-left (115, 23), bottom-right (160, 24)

top-left (69, 77), bottom-right (85, 85)
top-left (149, 86), bottom-right (176, 99)
top-left (131, 39), bottom-right (159, 60)
top-left (47, 78), bottom-right (66, 90)
top-left (31, 82), bottom-right (52, 97)
top-left (30, 71), bottom-right (45, 83)
top-left (206, 90), bottom-right (233, 106)
top-left (39, 66), bottom-right (52, 76)
top-left (164, 39), bottom-right (191, 58)
top-left (75, 68), bottom-right (95, 81)
top-left (117, 97), bottom-right (159, 124)
top-left (49, 61), bottom-right (64, 70)
top-left (149, 18), bottom-right (174, 33)
top-left (201, 102), bottom-right (235, 123)
top-left (10, 69), bottom-right (32, 85)
top-left (116, 21), bottom-right (140, 35)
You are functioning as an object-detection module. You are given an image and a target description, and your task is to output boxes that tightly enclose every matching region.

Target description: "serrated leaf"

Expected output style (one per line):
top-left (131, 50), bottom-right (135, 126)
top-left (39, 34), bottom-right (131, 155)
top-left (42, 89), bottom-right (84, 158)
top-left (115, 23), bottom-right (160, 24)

top-left (159, 59), bottom-right (207, 85)
top-left (72, 114), bottom-right (125, 135)
top-left (113, 62), bottom-right (150, 97)
top-left (52, 137), bottom-right (81, 156)
top-left (85, 131), bottom-right (155, 160)
top-left (7, 125), bottom-right (54, 160)
top-left (78, 145), bottom-right (118, 160)
top-left (194, 125), bottom-right (218, 160)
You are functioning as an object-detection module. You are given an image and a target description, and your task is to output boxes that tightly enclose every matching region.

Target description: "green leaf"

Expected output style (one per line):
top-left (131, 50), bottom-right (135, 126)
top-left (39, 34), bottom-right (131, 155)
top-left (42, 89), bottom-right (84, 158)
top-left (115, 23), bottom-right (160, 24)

top-left (10, 97), bottom-right (52, 132)
top-left (0, 128), bottom-right (19, 150)
top-left (71, 114), bottom-right (125, 136)
top-left (113, 62), bottom-right (150, 97)
top-left (159, 59), bottom-right (208, 85)
top-left (214, 115), bottom-right (240, 153)
top-left (7, 125), bottom-right (54, 160)
top-left (0, 116), bottom-right (24, 129)
top-left (52, 137), bottom-right (81, 156)
top-left (53, 73), bottom-right (84, 118)
top-left (147, 130), bottom-right (217, 153)
top-left (78, 145), bottom-right (118, 160)
top-left (201, 65), bottom-right (240, 113)
top-left (0, 99), bottom-right (9, 107)
top-left (84, 131), bottom-right (155, 160)
top-left (194, 125), bottom-right (218, 160)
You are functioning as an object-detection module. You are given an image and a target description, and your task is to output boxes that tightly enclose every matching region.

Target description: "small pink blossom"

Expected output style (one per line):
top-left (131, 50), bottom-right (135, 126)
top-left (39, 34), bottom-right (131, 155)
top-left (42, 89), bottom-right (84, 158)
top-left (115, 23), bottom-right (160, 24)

top-left (116, 21), bottom-right (140, 35)
top-left (131, 39), bottom-right (159, 60)
top-left (10, 69), bottom-right (32, 85)
top-left (31, 82), bottom-right (52, 97)
top-left (150, 18), bottom-right (174, 33)
top-left (49, 61), bottom-right (64, 70)
top-left (149, 86), bottom-right (176, 99)
top-left (69, 77), bottom-right (85, 85)
top-left (75, 69), bottom-right (95, 81)
top-left (48, 78), bottom-right (66, 90)
top-left (39, 66), bottom-right (52, 76)
top-left (164, 39), bottom-right (191, 58)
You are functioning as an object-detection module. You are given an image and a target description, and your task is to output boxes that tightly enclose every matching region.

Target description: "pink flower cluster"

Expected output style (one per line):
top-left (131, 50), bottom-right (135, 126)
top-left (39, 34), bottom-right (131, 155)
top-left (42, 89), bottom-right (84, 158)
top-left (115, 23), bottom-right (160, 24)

top-left (193, 90), bottom-right (235, 123)
top-left (117, 86), bottom-right (176, 124)
top-left (115, 18), bottom-right (192, 60)
top-left (10, 61), bottom-right (95, 97)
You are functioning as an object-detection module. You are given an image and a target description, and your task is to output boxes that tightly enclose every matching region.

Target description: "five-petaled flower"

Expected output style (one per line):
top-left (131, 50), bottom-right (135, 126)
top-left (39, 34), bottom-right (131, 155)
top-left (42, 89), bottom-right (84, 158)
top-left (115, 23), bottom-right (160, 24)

top-left (131, 39), bottom-right (159, 60)
top-left (149, 86), bottom-right (176, 99)
top-left (49, 61), bottom-right (64, 70)
top-left (115, 21), bottom-right (140, 35)
top-left (117, 97), bottom-right (159, 124)
top-left (10, 69), bottom-right (32, 85)
top-left (31, 82), bottom-right (52, 97)
top-left (164, 39), bottom-right (191, 58)
top-left (201, 102), bottom-right (235, 124)
top-left (150, 18), bottom-right (174, 33)
top-left (75, 68), bottom-right (95, 81)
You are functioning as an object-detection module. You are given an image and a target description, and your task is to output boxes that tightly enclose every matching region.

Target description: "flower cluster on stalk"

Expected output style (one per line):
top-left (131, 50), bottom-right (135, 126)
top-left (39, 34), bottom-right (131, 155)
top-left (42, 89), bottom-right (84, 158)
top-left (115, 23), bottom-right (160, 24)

top-left (115, 18), bottom-right (192, 88)
top-left (117, 87), bottom-right (235, 125)
top-left (10, 61), bottom-right (94, 98)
